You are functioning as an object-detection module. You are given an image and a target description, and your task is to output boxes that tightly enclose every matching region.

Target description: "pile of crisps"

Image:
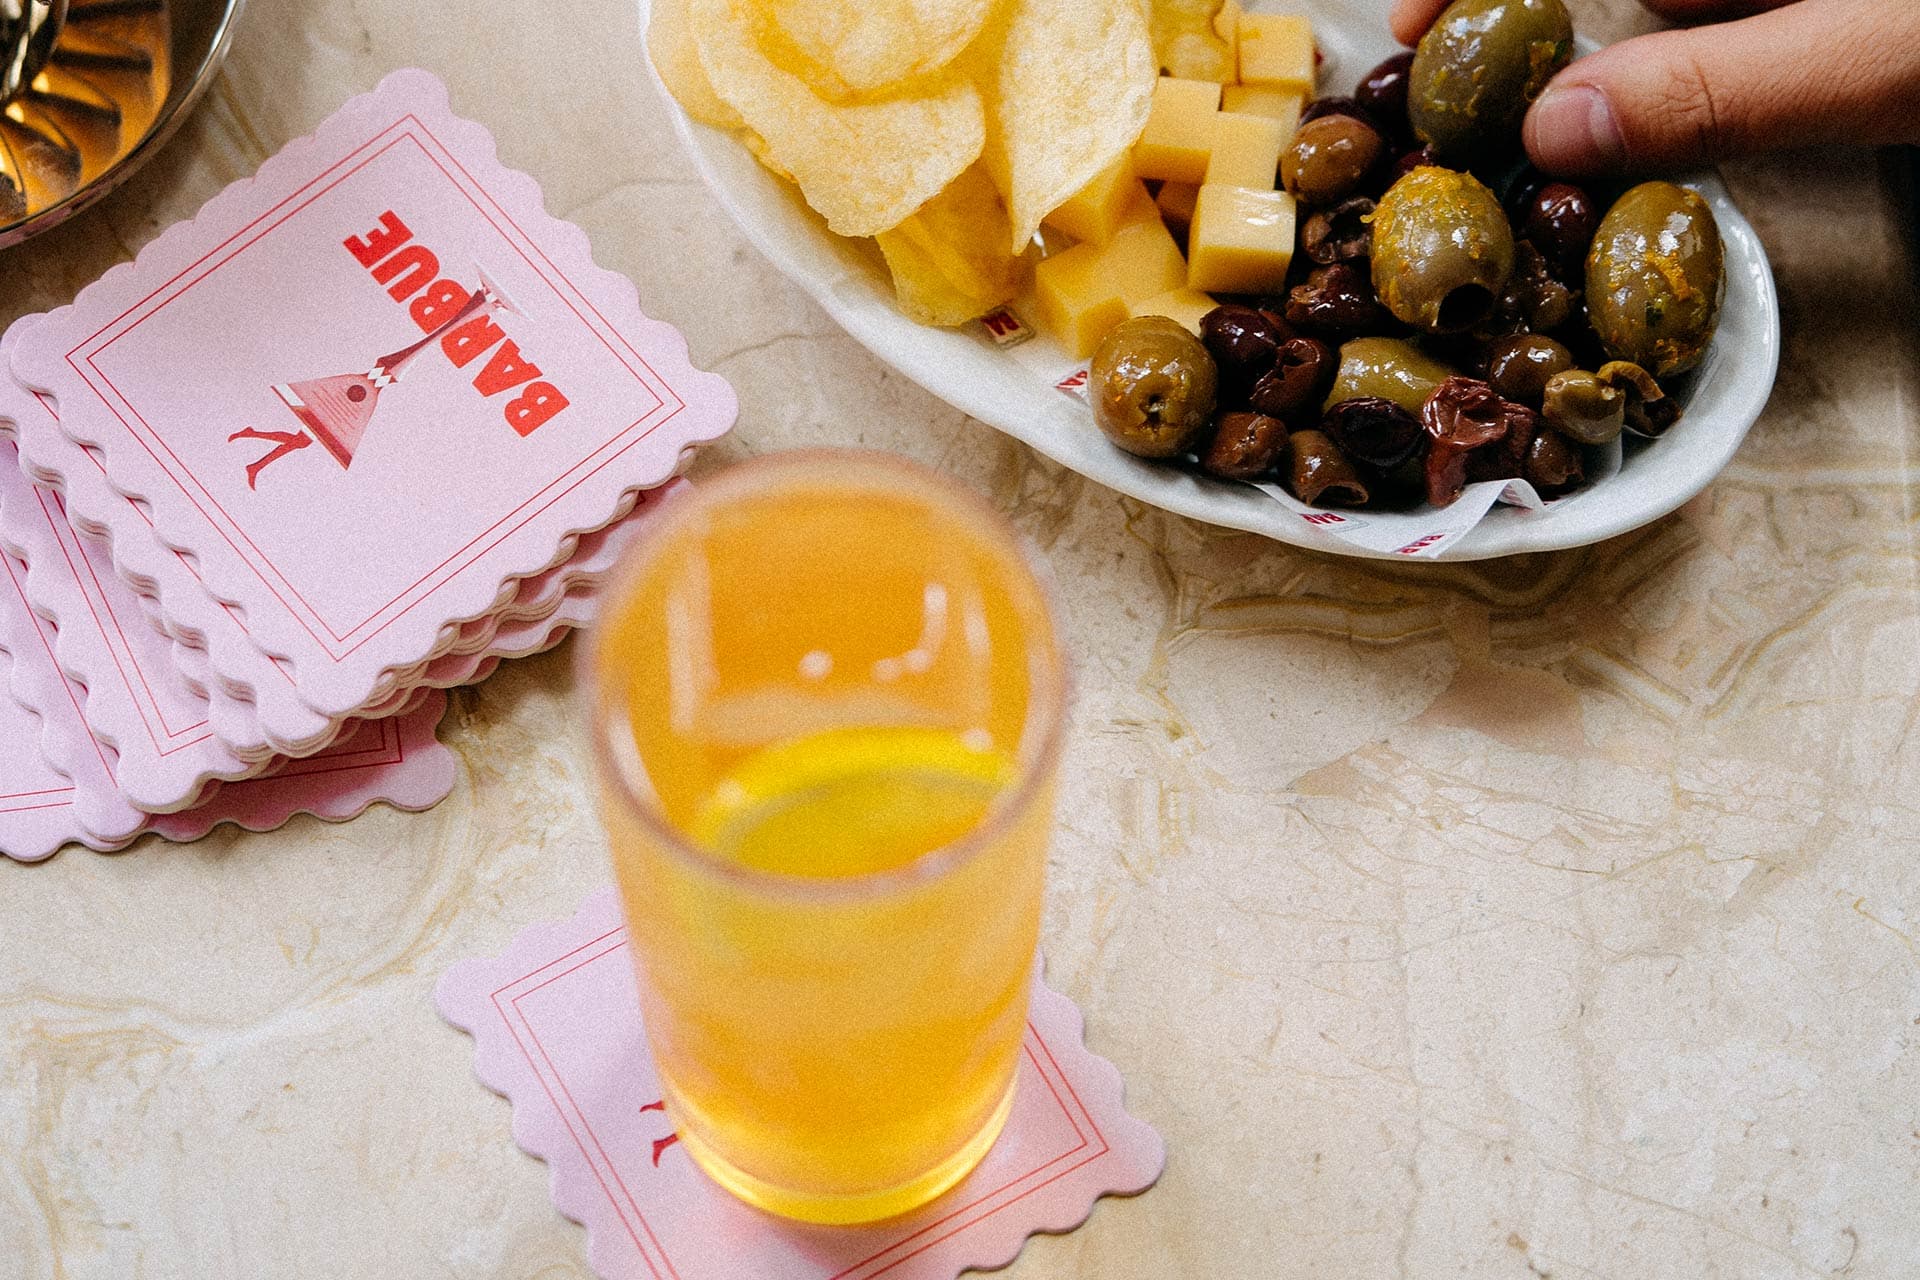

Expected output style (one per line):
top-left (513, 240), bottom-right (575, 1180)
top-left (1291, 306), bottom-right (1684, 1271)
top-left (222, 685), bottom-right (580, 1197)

top-left (648, 0), bottom-right (1158, 326)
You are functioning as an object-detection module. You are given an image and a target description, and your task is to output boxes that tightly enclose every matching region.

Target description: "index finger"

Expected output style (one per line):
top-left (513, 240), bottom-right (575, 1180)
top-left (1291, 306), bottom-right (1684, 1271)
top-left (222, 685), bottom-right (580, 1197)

top-left (1388, 0), bottom-right (1450, 46)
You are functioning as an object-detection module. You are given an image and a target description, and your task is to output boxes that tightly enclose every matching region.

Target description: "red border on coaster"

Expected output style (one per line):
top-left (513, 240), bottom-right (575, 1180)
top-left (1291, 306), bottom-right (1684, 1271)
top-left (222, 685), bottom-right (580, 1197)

top-left (65, 115), bottom-right (687, 662)
top-left (32, 484), bottom-right (214, 755)
top-left (486, 932), bottom-right (1112, 1280)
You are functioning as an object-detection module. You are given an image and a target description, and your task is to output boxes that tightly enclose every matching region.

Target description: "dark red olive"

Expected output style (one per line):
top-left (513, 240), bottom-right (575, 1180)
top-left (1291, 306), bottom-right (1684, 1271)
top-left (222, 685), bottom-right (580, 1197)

top-left (1299, 95), bottom-right (1373, 128)
top-left (1285, 263), bottom-right (1383, 336)
top-left (1199, 304), bottom-right (1289, 390)
top-left (1322, 396), bottom-right (1425, 470)
top-left (1354, 52), bottom-right (1414, 137)
top-left (1484, 333), bottom-right (1575, 405)
top-left (1301, 196), bottom-right (1376, 265)
top-left (1202, 411), bottom-right (1290, 480)
top-left (1286, 429), bottom-right (1370, 506)
top-left (1520, 181), bottom-right (1599, 277)
top-left (1466, 401), bottom-right (1538, 482)
top-left (1420, 376), bottom-right (1515, 508)
top-left (1389, 144), bottom-right (1440, 185)
top-left (1248, 337), bottom-right (1334, 418)
top-left (1491, 241), bottom-right (1576, 335)
top-left (1524, 428), bottom-right (1585, 496)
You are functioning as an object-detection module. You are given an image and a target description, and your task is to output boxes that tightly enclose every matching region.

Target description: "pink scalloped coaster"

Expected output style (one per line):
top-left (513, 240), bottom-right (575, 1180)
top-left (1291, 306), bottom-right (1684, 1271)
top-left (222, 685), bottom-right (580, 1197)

top-left (0, 534), bottom-right (146, 853)
top-left (0, 579), bottom-right (138, 858)
top-left (1, 320), bottom-right (339, 759)
top-left (10, 67), bottom-right (734, 726)
top-left (0, 438), bottom-right (265, 813)
top-left (436, 889), bottom-right (1163, 1279)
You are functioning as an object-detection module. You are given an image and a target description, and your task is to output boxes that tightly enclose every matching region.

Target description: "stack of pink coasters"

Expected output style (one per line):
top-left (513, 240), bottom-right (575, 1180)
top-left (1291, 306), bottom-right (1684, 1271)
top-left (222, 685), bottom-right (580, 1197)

top-left (0, 69), bottom-right (735, 860)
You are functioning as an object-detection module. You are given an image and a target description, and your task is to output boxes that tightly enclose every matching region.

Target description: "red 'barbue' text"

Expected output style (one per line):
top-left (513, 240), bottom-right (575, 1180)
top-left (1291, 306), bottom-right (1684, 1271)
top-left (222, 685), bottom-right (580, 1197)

top-left (344, 210), bottom-right (568, 436)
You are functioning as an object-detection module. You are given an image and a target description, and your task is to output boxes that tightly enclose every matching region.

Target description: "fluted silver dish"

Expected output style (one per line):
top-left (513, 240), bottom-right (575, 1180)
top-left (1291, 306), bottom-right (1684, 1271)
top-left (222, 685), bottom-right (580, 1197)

top-left (0, 0), bottom-right (244, 249)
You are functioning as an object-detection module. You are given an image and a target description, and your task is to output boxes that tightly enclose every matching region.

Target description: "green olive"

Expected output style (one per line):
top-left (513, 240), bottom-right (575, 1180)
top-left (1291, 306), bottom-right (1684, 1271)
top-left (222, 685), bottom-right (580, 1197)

top-left (1408, 0), bottom-right (1573, 160)
top-left (1596, 359), bottom-right (1682, 436)
top-left (1540, 369), bottom-right (1624, 444)
top-left (1370, 166), bottom-right (1515, 334)
top-left (1281, 114), bottom-right (1385, 207)
top-left (1585, 181), bottom-right (1725, 377)
top-left (1322, 336), bottom-right (1459, 416)
top-left (1090, 316), bottom-right (1219, 458)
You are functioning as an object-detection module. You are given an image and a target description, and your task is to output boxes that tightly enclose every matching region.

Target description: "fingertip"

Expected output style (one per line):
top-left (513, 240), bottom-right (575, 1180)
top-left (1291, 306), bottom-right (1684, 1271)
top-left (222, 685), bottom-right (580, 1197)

top-left (1524, 80), bottom-right (1628, 177)
top-left (1387, 0), bottom-right (1448, 48)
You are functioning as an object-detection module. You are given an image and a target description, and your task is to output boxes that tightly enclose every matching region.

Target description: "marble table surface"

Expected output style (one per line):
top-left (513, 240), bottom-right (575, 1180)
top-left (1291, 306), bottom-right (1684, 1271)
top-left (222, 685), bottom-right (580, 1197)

top-left (3, 0), bottom-right (1918, 1276)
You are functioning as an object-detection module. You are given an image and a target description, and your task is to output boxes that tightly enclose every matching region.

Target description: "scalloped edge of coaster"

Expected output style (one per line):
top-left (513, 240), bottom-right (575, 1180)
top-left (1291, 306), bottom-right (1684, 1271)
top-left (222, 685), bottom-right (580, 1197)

top-left (0, 443), bottom-right (268, 813)
top-left (1, 319), bottom-right (341, 758)
top-left (435, 887), bottom-right (1165, 1280)
top-left (148, 687), bottom-right (456, 842)
top-left (0, 535), bottom-right (147, 851)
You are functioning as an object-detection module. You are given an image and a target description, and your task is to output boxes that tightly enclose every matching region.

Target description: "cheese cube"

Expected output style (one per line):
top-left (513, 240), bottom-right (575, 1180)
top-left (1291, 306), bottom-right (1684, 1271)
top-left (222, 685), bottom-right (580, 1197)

top-left (1187, 184), bottom-right (1297, 294)
top-left (1238, 13), bottom-right (1315, 93)
top-left (1044, 154), bottom-right (1153, 245)
top-left (1100, 215), bottom-right (1189, 305)
top-left (1034, 244), bottom-right (1131, 358)
top-left (1034, 213), bottom-right (1191, 356)
top-left (1205, 111), bottom-right (1286, 189)
top-left (1222, 84), bottom-right (1305, 145)
top-left (1155, 181), bottom-right (1200, 235)
top-left (1130, 287), bottom-right (1219, 336)
top-left (1133, 76), bottom-right (1223, 184)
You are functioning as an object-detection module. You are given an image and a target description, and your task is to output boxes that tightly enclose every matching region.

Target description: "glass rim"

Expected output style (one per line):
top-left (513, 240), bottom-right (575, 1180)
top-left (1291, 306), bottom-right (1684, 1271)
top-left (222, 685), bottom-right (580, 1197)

top-left (578, 448), bottom-right (1069, 905)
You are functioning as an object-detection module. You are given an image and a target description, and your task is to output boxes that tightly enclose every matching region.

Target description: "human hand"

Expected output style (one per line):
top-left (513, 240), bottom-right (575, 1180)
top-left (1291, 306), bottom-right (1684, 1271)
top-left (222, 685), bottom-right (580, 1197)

top-left (1387, 0), bottom-right (1920, 176)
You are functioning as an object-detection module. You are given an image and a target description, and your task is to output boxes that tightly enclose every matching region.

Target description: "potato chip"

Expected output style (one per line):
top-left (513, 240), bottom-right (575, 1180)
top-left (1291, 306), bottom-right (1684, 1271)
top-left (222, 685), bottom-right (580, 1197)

top-left (971, 0), bottom-right (1155, 254)
top-left (749, 0), bottom-right (998, 100)
top-left (694, 0), bottom-right (985, 237)
top-left (648, 0), bottom-right (745, 128)
top-left (874, 163), bottom-right (1027, 325)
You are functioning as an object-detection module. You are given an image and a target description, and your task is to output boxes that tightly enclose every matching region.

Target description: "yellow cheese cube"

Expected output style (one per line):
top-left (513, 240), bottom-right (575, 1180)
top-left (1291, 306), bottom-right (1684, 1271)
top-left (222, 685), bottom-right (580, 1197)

top-left (1130, 287), bottom-right (1219, 335)
top-left (1099, 215), bottom-right (1189, 305)
top-left (1155, 181), bottom-right (1200, 235)
top-left (1133, 76), bottom-right (1222, 184)
top-left (1044, 154), bottom-right (1153, 246)
top-left (1034, 244), bottom-right (1130, 358)
top-left (1238, 13), bottom-right (1316, 93)
top-left (1187, 184), bottom-right (1297, 294)
top-left (1221, 84), bottom-right (1304, 145)
top-left (1205, 111), bottom-right (1286, 189)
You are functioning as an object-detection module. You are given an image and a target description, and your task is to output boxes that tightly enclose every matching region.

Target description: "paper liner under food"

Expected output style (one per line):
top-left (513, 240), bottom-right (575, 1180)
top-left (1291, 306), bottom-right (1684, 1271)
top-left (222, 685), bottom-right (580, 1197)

top-left (1039, 353), bottom-right (1627, 559)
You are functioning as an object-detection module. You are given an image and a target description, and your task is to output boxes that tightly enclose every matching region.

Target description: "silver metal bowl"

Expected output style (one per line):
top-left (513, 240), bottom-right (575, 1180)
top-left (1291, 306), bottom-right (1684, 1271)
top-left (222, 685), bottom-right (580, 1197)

top-left (0, 0), bottom-right (244, 249)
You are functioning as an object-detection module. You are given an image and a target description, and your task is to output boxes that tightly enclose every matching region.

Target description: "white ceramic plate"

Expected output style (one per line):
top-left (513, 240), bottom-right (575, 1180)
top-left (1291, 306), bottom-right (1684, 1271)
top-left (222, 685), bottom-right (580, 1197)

top-left (642, 0), bottom-right (1780, 560)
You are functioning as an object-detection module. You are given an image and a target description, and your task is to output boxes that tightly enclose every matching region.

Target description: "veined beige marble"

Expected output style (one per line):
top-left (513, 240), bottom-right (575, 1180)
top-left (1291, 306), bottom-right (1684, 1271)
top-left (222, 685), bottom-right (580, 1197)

top-left (3, 0), bottom-right (1918, 1276)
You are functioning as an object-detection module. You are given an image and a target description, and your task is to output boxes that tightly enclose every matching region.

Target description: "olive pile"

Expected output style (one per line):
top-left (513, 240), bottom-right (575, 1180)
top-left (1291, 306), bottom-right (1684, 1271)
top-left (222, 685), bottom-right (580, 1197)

top-left (1088, 0), bottom-right (1727, 511)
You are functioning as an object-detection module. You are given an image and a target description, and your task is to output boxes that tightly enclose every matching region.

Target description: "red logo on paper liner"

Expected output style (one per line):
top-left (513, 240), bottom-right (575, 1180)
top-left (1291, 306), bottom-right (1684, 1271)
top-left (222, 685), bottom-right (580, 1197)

top-left (1394, 532), bottom-right (1446, 554)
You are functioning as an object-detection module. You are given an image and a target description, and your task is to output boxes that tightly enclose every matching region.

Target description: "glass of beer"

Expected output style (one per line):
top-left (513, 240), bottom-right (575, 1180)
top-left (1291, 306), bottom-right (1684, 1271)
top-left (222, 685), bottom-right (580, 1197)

top-left (581, 449), bottom-right (1066, 1225)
